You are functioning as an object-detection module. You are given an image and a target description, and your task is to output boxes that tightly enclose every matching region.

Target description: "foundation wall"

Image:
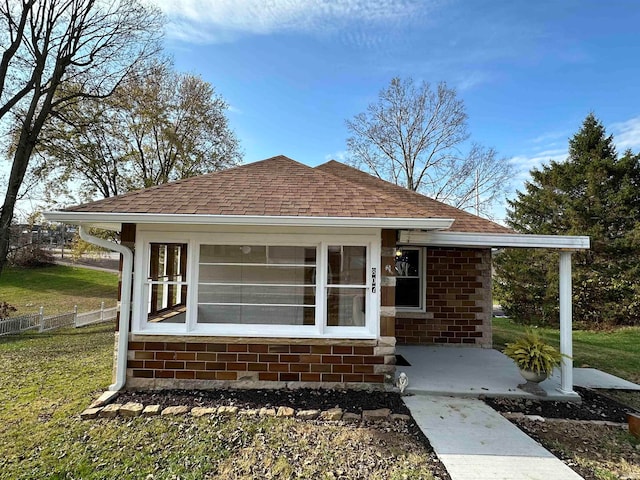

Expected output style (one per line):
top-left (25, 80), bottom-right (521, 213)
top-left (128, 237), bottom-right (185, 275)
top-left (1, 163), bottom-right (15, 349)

top-left (126, 335), bottom-right (396, 390)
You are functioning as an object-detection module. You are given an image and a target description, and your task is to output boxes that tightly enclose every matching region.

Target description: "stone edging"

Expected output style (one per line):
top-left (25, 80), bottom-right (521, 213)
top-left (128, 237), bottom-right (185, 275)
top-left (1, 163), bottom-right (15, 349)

top-left (502, 412), bottom-right (628, 428)
top-left (81, 403), bottom-right (412, 423)
top-left (82, 390), bottom-right (411, 422)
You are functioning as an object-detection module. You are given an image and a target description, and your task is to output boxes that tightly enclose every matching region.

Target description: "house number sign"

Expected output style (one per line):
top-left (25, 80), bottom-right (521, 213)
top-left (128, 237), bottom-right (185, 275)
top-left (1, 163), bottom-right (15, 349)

top-left (371, 267), bottom-right (377, 293)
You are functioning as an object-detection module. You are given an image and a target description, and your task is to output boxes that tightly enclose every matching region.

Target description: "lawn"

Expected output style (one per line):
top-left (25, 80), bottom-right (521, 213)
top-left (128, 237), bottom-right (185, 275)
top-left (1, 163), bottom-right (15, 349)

top-left (493, 317), bottom-right (640, 384)
top-left (0, 265), bottom-right (118, 315)
top-left (0, 325), bottom-right (437, 479)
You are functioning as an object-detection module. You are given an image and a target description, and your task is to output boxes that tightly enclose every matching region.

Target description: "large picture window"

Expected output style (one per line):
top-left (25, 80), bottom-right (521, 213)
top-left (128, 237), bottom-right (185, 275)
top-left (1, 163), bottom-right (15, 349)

top-left (135, 231), bottom-right (379, 338)
top-left (395, 247), bottom-right (424, 310)
top-left (197, 245), bottom-right (317, 325)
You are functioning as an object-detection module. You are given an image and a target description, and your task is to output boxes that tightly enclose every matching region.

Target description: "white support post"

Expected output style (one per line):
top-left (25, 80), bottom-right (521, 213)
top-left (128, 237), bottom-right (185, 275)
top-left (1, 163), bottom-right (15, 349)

top-left (39, 306), bottom-right (44, 332)
top-left (559, 251), bottom-right (574, 394)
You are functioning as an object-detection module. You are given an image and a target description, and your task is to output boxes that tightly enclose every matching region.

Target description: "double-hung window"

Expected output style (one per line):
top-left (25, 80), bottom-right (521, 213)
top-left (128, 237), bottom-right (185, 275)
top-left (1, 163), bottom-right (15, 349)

top-left (395, 247), bottom-right (425, 311)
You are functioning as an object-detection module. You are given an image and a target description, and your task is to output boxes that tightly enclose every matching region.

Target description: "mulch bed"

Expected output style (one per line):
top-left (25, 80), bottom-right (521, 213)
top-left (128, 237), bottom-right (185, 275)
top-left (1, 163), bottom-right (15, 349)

top-left (484, 386), bottom-right (639, 423)
top-left (117, 388), bottom-right (412, 415)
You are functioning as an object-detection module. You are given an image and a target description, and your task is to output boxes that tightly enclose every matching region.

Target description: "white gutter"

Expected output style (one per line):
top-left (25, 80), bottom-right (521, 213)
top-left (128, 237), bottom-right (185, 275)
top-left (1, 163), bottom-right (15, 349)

top-left (44, 211), bottom-right (455, 231)
top-left (79, 225), bottom-right (132, 391)
top-left (398, 230), bottom-right (590, 249)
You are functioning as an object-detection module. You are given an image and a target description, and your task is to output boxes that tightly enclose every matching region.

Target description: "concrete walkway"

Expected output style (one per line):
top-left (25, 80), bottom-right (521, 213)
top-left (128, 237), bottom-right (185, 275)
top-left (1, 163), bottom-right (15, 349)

top-left (404, 395), bottom-right (584, 480)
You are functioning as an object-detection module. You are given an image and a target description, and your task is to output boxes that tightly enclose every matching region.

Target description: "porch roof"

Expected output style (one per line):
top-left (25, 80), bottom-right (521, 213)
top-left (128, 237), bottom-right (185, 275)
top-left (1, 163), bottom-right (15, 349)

top-left (398, 230), bottom-right (590, 250)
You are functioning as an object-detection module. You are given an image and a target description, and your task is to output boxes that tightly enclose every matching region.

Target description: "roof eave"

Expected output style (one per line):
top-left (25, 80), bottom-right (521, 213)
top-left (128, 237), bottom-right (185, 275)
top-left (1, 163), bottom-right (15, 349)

top-left (398, 230), bottom-right (590, 249)
top-left (43, 211), bottom-right (455, 231)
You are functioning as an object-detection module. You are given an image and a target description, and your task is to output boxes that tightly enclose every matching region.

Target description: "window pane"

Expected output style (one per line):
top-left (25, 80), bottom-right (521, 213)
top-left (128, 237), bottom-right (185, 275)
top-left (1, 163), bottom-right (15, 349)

top-left (327, 246), bottom-right (366, 285)
top-left (326, 287), bottom-right (366, 326)
top-left (197, 244), bottom-right (317, 326)
top-left (396, 278), bottom-right (421, 309)
top-left (200, 245), bottom-right (267, 264)
top-left (199, 265), bottom-right (316, 285)
top-left (198, 285), bottom-right (315, 306)
top-left (267, 246), bottom-right (316, 265)
top-left (197, 305), bottom-right (315, 325)
top-left (395, 249), bottom-right (420, 277)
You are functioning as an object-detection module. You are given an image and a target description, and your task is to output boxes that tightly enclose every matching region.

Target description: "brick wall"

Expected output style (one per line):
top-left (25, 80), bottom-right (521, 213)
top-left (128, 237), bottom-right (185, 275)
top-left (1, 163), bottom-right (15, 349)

top-left (126, 337), bottom-right (396, 390)
top-left (395, 247), bottom-right (492, 346)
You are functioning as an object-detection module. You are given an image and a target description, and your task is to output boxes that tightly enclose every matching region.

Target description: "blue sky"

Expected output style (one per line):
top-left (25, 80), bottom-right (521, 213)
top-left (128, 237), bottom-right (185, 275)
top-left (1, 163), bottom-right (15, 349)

top-left (149, 0), bottom-right (640, 221)
top-left (6, 1), bottom-right (639, 221)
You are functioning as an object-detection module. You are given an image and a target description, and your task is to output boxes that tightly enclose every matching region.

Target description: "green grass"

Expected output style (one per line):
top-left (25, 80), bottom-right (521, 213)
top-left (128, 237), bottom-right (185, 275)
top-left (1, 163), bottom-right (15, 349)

top-left (493, 317), bottom-right (640, 383)
top-left (0, 265), bottom-right (118, 315)
top-left (0, 326), bottom-right (436, 479)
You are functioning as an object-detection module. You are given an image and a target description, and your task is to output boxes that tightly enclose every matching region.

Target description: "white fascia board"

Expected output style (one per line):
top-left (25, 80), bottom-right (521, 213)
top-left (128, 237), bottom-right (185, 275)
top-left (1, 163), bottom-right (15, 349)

top-left (398, 230), bottom-right (590, 250)
top-left (43, 211), bottom-right (455, 231)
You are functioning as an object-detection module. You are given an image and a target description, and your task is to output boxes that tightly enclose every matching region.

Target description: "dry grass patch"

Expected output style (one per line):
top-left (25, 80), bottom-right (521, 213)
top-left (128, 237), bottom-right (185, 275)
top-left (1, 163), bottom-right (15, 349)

top-left (516, 419), bottom-right (640, 480)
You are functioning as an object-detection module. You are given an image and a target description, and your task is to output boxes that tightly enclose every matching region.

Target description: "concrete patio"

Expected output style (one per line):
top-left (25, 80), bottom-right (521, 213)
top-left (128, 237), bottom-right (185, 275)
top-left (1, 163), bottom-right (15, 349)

top-left (395, 345), bottom-right (580, 400)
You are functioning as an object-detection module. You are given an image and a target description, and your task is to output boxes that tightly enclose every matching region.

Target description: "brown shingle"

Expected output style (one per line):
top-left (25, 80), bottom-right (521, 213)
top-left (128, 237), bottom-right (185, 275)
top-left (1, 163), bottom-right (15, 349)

top-left (315, 160), bottom-right (513, 234)
top-left (66, 156), bottom-right (429, 219)
top-left (65, 155), bottom-right (513, 233)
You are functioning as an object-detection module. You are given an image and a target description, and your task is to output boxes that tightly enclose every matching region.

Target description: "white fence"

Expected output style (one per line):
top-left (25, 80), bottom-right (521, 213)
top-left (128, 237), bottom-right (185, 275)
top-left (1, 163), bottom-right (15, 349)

top-left (0, 302), bottom-right (117, 336)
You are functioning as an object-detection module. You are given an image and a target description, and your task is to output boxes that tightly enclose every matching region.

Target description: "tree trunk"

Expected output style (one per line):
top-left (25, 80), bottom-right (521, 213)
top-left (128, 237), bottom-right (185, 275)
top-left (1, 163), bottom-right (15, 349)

top-left (0, 139), bottom-right (35, 276)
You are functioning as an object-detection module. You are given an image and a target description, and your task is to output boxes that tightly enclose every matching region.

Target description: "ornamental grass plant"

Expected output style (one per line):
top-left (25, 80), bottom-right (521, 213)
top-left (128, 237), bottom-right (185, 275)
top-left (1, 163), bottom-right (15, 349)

top-left (503, 328), bottom-right (564, 377)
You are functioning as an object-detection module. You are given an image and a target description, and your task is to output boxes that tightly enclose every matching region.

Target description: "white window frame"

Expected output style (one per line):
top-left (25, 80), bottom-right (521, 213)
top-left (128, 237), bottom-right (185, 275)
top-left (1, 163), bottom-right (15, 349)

top-left (133, 230), bottom-right (380, 339)
top-left (395, 246), bottom-right (426, 313)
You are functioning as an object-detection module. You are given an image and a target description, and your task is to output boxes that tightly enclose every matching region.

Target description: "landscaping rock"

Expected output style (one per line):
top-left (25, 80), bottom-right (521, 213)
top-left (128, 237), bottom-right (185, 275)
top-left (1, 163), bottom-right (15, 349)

top-left (390, 413), bottom-right (411, 422)
top-left (191, 407), bottom-right (217, 417)
top-left (161, 406), bottom-right (190, 416)
top-left (217, 406), bottom-right (239, 416)
top-left (90, 390), bottom-right (120, 408)
top-left (296, 409), bottom-right (321, 420)
top-left (99, 403), bottom-right (122, 418)
top-left (259, 407), bottom-right (276, 417)
top-left (239, 408), bottom-right (259, 417)
top-left (80, 407), bottom-right (102, 420)
top-left (321, 407), bottom-right (343, 421)
top-left (363, 408), bottom-right (391, 421)
top-left (142, 405), bottom-right (161, 417)
top-left (120, 402), bottom-right (144, 417)
top-left (342, 412), bottom-right (361, 422)
top-left (276, 406), bottom-right (295, 417)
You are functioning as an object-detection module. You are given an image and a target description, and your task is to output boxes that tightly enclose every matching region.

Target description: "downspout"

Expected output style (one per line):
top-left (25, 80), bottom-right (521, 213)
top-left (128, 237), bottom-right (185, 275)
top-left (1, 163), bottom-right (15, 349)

top-left (79, 225), bottom-right (133, 391)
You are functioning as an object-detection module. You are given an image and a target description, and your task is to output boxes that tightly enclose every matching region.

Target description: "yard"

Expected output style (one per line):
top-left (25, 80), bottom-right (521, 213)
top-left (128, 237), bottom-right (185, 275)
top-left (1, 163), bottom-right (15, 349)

top-left (0, 265), bottom-right (118, 315)
top-left (0, 324), bottom-right (440, 479)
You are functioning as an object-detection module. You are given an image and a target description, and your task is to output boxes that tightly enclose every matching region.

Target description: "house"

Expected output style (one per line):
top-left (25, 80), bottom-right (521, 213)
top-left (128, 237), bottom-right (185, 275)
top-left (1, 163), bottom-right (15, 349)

top-left (44, 156), bottom-right (589, 393)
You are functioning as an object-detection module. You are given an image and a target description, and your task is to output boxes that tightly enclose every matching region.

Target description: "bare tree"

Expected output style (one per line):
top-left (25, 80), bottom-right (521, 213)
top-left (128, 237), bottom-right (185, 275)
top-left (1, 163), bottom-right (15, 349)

top-left (346, 77), bottom-right (513, 216)
top-left (0, 0), bottom-right (162, 275)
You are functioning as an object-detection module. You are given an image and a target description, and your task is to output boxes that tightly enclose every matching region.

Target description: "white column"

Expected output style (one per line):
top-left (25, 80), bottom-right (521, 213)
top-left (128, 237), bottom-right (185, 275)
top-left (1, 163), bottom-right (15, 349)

top-left (559, 251), bottom-right (573, 394)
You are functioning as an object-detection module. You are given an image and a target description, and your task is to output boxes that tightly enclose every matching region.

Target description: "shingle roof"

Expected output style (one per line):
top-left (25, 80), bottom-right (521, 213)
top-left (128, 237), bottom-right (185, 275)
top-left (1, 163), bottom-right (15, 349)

top-left (314, 160), bottom-right (512, 234)
top-left (65, 155), bottom-right (512, 233)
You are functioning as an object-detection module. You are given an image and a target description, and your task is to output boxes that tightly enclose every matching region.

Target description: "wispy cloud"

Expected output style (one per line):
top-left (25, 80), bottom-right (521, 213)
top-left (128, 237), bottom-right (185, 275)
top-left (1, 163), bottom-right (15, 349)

top-left (151, 0), bottom-right (430, 45)
top-left (611, 116), bottom-right (640, 151)
top-left (324, 150), bottom-right (349, 162)
top-left (508, 147), bottom-right (567, 186)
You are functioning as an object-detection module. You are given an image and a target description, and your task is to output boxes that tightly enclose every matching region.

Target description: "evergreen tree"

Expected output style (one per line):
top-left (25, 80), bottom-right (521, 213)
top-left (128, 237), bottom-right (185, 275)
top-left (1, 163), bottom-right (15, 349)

top-left (495, 114), bottom-right (640, 327)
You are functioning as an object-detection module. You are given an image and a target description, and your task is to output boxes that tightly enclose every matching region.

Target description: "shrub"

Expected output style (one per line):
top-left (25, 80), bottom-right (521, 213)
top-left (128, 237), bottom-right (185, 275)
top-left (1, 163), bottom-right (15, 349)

top-left (9, 244), bottom-right (54, 268)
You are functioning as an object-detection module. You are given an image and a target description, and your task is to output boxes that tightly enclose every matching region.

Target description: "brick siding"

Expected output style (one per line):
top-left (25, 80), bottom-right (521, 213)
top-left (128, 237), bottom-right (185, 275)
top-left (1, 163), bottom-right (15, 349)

top-left (126, 338), bottom-right (394, 389)
top-left (395, 247), bottom-right (492, 346)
